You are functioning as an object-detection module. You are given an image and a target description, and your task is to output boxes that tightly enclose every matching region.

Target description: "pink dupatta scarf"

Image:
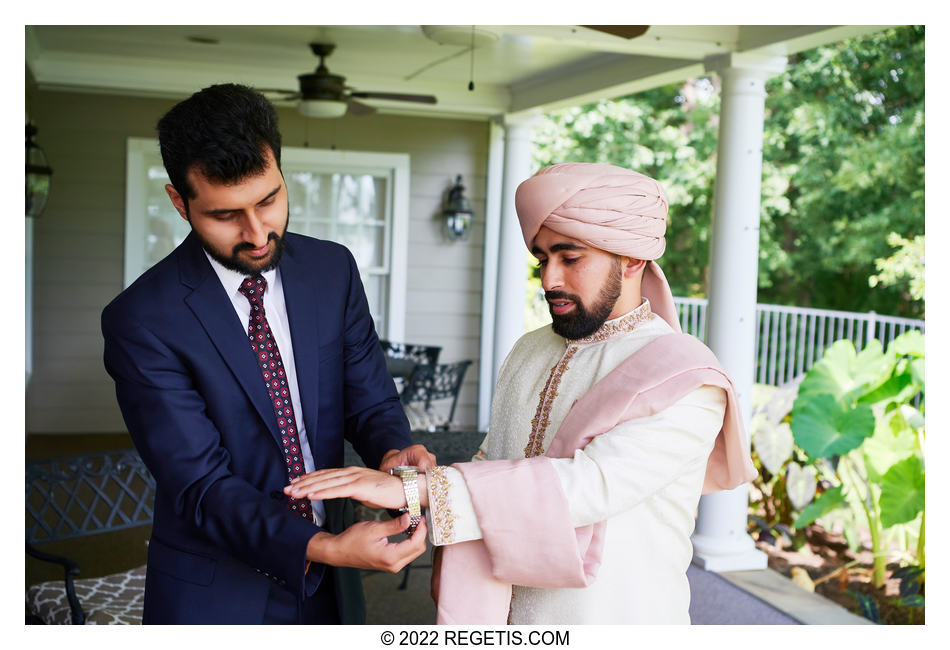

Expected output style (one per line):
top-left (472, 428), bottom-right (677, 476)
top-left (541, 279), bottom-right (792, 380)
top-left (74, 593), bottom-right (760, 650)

top-left (435, 333), bottom-right (757, 624)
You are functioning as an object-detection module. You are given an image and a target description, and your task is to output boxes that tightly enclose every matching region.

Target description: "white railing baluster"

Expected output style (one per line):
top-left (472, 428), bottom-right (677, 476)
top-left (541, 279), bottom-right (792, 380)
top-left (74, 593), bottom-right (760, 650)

top-left (778, 310), bottom-right (788, 385)
top-left (672, 297), bottom-right (924, 387)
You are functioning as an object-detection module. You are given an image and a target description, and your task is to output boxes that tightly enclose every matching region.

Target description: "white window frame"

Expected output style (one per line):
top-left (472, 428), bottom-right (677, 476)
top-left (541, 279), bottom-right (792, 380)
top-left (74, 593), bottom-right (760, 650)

top-left (124, 138), bottom-right (409, 340)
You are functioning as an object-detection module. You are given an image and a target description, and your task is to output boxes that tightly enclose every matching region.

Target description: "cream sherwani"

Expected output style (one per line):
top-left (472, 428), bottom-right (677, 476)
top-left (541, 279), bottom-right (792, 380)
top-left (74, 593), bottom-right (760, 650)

top-left (425, 301), bottom-right (727, 624)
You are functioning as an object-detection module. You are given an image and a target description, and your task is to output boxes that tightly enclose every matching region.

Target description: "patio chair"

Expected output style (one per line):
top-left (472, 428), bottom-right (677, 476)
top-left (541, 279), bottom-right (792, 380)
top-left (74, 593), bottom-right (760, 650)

top-left (400, 360), bottom-right (472, 432)
top-left (379, 341), bottom-right (443, 398)
top-left (26, 449), bottom-right (155, 625)
top-left (378, 340), bottom-right (442, 368)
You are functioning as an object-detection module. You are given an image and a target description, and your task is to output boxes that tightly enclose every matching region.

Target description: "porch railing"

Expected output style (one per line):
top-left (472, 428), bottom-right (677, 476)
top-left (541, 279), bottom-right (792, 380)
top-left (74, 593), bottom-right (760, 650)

top-left (673, 298), bottom-right (925, 387)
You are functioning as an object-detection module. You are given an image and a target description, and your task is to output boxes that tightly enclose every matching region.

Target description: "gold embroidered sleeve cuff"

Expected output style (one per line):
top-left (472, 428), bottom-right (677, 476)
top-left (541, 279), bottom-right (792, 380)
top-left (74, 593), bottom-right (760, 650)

top-left (424, 465), bottom-right (484, 546)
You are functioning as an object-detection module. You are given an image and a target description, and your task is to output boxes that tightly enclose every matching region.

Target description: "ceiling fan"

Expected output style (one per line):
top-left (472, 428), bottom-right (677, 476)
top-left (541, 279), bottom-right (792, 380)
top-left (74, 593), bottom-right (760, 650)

top-left (581, 26), bottom-right (650, 40)
top-left (261, 42), bottom-right (437, 118)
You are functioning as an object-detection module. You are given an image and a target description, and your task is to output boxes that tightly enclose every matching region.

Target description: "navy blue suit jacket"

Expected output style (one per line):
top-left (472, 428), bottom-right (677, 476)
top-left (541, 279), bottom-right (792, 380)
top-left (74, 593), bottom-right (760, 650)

top-left (102, 231), bottom-right (412, 623)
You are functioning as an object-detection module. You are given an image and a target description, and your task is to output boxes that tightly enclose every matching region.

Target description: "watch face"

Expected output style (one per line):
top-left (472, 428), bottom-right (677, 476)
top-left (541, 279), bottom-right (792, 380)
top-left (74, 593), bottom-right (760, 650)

top-left (392, 465), bottom-right (417, 474)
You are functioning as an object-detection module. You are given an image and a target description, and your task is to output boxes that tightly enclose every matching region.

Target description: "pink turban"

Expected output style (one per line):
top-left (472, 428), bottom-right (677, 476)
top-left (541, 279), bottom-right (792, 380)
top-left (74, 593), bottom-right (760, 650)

top-left (515, 162), bottom-right (681, 332)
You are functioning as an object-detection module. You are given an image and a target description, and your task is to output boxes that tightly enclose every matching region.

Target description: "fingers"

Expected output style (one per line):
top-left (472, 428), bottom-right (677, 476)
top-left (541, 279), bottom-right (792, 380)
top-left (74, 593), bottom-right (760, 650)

top-left (379, 444), bottom-right (439, 471)
top-left (288, 466), bottom-right (364, 486)
top-left (386, 517), bottom-right (428, 572)
top-left (284, 466), bottom-right (371, 497)
top-left (405, 444), bottom-right (437, 470)
top-left (416, 449), bottom-right (438, 471)
top-left (378, 449), bottom-right (402, 472)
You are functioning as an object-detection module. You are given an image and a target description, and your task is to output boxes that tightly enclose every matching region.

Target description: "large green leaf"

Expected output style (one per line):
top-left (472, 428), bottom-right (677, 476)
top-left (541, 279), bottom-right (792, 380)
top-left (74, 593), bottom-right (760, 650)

top-left (791, 393), bottom-right (876, 459)
top-left (798, 339), bottom-right (895, 404)
top-left (862, 409), bottom-right (918, 482)
top-left (846, 340), bottom-right (898, 401)
top-left (887, 329), bottom-right (925, 358)
top-left (910, 358), bottom-right (925, 392)
top-left (798, 340), bottom-right (858, 399)
top-left (879, 454), bottom-right (925, 528)
top-left (794, 485), bottom-right (845, 528)
top-left (858, 370), bottom-right (920, 409)
top-left (753, 419), bottom-right (794, 476)
top-left (786, 462), bottom-right (818, 511)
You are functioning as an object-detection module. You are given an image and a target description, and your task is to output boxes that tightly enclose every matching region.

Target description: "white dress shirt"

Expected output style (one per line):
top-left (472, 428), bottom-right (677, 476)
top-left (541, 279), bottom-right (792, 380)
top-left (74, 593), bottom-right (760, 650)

top-left (204, 251), bottom-right (326, 526)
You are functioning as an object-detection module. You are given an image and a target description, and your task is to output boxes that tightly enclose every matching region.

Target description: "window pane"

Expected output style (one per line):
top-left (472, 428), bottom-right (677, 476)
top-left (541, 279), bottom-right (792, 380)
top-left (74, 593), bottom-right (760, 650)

top-left (284, 167), bottom-right (391, 334)
top-left (144, 165), bottom-right (191, 268)
top-left (361, 273), bottom-right (389, 329)
top-left (335, 224), bottom-right (385, 268)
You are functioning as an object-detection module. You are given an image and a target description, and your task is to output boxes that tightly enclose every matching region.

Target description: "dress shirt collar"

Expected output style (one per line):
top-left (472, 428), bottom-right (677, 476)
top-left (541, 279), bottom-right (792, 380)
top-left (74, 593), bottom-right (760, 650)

top-left (203, 249), bottom-right (279, 299)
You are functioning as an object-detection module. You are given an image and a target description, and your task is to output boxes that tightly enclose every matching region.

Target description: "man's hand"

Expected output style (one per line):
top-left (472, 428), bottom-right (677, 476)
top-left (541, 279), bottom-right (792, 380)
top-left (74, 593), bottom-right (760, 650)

top-left (380, 444), bottom-right (437, 471)
top-left (306, 514), bottom-right (427, 573)
top-left (287, 466), bottom-right (423, 510)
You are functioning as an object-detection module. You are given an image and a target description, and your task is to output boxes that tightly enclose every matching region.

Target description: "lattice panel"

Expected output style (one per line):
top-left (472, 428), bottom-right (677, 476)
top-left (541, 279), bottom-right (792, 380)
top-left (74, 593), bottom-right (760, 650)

top-left (26, 450), bottom-right (156, 544)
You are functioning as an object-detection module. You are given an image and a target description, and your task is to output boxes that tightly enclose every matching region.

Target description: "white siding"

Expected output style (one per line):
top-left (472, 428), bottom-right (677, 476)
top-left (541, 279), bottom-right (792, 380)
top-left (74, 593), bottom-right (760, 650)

top-left (27, 90), bottom-right (489, 433)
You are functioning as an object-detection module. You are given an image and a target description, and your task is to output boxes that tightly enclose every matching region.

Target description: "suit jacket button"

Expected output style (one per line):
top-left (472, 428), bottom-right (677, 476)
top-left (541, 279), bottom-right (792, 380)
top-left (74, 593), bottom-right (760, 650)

top-left (270, 490), bottom-right (283, 499)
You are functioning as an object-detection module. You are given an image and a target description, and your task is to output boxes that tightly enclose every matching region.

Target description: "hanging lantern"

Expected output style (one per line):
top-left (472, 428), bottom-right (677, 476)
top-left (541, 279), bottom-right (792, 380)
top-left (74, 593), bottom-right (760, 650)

top-left (442, 174), bottom-right (473, 242)
top-left (26, 123), bottom-right (53, 218)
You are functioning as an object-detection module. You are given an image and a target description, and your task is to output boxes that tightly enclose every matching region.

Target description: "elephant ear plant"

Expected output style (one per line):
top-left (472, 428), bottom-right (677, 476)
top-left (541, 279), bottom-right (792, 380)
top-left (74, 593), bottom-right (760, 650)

top-left (789, 330), bottom-right (925, 589)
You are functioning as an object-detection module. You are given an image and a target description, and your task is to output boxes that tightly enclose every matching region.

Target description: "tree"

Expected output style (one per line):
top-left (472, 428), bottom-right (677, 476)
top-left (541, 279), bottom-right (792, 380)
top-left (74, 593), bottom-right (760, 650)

top-left (532, 26), bottom-right (924, 319)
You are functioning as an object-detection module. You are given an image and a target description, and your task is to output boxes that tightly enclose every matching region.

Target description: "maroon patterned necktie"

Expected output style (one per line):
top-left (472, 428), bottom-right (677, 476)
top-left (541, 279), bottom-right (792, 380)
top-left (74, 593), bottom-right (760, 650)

top-left (238, 275), bottom-right (313, 521)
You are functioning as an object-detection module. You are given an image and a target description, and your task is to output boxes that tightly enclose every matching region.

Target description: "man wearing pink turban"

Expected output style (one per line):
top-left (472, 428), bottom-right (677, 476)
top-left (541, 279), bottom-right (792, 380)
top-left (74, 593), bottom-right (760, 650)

top-left (288, 163), bottom-right (756, 624)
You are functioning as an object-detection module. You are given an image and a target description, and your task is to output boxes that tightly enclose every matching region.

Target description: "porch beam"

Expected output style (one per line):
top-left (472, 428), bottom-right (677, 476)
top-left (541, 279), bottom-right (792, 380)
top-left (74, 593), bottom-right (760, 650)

top-left (691, 52), bottom-right (786, 572)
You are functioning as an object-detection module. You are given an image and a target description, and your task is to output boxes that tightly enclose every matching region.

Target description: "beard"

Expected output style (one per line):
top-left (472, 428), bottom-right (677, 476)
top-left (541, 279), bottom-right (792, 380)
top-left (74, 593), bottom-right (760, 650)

top-left (547, 260), bottom-right (623, 340)
top-left (195, 211), bottom-right (289, 276)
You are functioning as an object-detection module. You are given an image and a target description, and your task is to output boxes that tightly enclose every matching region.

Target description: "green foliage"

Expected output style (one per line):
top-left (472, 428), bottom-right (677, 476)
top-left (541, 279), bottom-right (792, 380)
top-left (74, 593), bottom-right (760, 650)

top-left (791, 393), bottom-right (876, 458)
top-left (869, 233), bottom-right (925, 305)
top-left (789, 331), bottom-right (925, 587)
top-left (532, 26), bottom-right (924, 318)
top-left (793, 485), bottom-right (844, 529)
top-left (880, 455), bottom-right (925, 528)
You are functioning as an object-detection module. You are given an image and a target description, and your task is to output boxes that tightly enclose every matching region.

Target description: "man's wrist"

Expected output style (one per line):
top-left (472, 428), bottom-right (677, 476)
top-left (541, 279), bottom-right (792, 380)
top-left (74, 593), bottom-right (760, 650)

top-left (417, 472), bottom-right (428, 509)
top-left (306, 530), bottom-right (337, 565)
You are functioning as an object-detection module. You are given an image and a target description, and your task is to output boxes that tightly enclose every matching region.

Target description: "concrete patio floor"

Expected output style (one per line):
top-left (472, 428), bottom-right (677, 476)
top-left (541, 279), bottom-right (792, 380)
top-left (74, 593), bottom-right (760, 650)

top-left (360, 544), bottom-right (871, 625)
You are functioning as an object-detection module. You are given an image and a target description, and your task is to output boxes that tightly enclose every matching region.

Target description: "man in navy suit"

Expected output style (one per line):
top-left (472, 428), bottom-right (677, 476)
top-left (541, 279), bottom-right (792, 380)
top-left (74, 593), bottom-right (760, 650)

top-left (102, 84), bottom-right (433, 624)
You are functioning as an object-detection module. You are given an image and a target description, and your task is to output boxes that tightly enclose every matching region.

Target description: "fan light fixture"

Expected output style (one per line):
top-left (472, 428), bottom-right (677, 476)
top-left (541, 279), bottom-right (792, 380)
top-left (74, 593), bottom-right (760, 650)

top-left (298, 99), bottom-right (348, 119)
top-left (442, 175), bottom-right (473, 242)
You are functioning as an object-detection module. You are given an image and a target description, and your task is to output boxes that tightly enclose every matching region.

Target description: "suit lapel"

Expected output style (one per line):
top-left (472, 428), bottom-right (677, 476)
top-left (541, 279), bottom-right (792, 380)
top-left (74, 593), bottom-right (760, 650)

top-left (275, 239), bottom-right (321, 452)
top-left (178, 233), bottom-right (283, 446)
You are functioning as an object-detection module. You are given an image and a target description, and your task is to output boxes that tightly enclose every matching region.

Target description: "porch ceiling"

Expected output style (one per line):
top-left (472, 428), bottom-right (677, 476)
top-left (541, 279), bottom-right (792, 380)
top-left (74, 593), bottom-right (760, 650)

top-left (26, 25), bottom-right (888, 120)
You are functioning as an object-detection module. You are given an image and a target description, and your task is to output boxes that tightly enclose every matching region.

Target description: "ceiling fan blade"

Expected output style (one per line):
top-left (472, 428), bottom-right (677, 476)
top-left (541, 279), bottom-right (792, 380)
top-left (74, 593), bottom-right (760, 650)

top-left (581, 25), bottom-right (649, 40)
top-left (257, 88), bottom-right (302, 100)
top-left (349, 91), bottom-right (437, 105)
top-left (346, 98), bottom-right (377, 116)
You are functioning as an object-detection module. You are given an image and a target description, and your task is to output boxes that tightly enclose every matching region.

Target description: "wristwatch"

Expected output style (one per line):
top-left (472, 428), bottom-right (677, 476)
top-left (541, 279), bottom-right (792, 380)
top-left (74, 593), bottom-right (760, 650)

top-left (389, 466), bottom-right (422, 535)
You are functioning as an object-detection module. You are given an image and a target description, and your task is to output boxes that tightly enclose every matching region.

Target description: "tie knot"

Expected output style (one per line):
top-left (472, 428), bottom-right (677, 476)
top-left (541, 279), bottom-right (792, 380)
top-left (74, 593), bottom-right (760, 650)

top-left (238, 275), bottom-right (267, 303)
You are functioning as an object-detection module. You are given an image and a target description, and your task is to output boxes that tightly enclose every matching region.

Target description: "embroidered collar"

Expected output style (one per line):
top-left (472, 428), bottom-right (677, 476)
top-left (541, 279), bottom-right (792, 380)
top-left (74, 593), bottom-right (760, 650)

top-left (568, 299), bottom-right (654, 346)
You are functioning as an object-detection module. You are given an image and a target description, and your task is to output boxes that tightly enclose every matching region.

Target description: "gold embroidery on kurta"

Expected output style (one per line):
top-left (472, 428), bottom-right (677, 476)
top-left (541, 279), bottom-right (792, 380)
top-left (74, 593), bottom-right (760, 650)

top-left (523, 301), bottom-right (655, 458)
top-left (428, 466), bottom-right (457, 545)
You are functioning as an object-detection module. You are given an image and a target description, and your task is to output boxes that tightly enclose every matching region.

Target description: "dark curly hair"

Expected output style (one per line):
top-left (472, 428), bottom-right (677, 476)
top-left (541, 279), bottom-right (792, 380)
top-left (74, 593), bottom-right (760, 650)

top-left (157, 83), bottom-right (282, 208)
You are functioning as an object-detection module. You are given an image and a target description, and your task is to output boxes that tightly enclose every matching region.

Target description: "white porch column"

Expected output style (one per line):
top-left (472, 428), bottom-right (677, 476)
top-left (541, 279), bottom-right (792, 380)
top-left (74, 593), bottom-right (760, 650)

top-left (491, 116), bottom-right (538, 394)
top-left (477, 119), bottom-right (506, 431)
top-left (691, 53), bottom-right (785, 572)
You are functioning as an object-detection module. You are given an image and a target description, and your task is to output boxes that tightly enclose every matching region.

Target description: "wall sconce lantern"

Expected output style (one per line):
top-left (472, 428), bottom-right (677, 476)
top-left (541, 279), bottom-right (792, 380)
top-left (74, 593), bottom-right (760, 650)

top-left (442, 174), bottom-right (473, 242)
top-left (26, 123), bottom-right (53, 218)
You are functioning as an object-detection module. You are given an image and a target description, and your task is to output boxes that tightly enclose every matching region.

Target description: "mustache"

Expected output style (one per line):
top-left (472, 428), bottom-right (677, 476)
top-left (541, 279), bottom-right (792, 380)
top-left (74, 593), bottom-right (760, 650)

top-left (545, 290), bottom-right (582, 303)
top-left (232, 231), bottom-right (279, 255)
